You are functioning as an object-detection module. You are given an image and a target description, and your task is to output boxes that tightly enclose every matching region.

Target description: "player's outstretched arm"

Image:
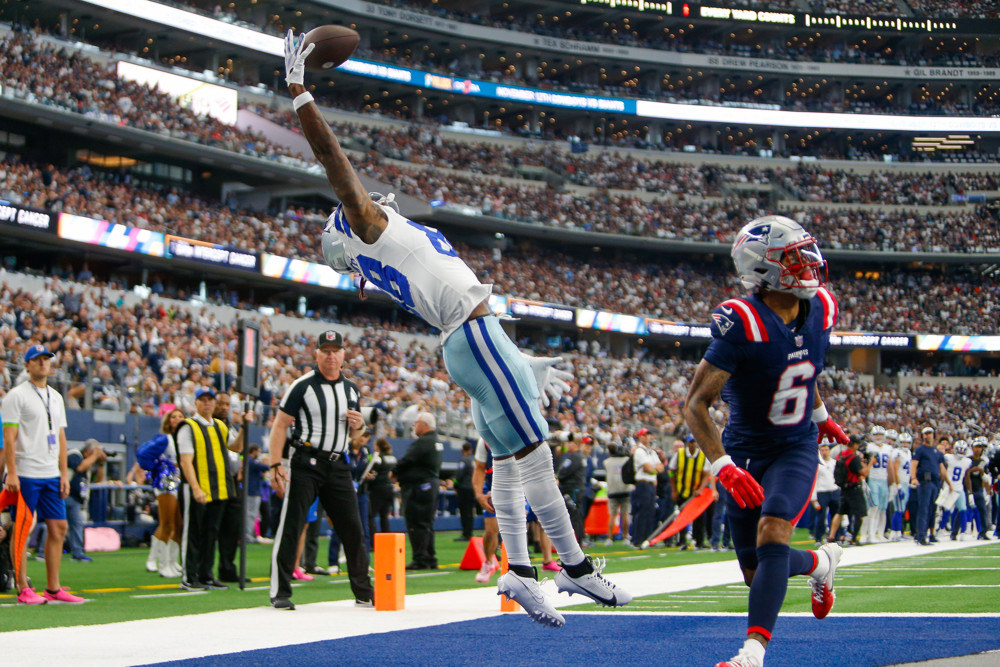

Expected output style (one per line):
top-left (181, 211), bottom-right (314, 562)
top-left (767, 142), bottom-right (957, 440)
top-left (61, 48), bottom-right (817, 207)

top-left (284, 30), bottom-right (385, 244)
top-left (682, 360), bottom-right (730, 463)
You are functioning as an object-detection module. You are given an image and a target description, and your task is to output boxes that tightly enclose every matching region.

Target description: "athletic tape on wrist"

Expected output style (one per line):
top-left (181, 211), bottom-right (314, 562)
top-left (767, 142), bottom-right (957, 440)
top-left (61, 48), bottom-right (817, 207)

top-left (292, 91), bottom-right (314, 111)
top-left (812, 402), bottom-right (829, 424)
top-left (711, 454), bottom-right (734, 477)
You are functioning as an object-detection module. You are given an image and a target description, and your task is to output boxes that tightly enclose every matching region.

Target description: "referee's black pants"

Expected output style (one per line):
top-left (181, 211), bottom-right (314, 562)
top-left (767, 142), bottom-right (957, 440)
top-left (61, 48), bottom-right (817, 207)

top-left (180, 488), bottom-right (224, 584)
top-left (402, 481), bottom-right (439, 567)
top-left (270, 455), bottom-right (373, 602)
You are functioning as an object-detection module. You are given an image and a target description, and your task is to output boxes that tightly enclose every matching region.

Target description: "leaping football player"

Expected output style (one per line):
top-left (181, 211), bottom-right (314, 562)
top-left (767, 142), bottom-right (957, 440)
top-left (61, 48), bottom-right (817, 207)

top-left (684, 216), bottom-right (850, 667)
top-left (282, 30), bottom-right (630, 628)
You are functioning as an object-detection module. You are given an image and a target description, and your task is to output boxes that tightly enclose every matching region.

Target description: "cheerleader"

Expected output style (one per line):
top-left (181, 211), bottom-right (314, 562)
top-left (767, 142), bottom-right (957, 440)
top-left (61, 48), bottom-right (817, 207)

top-left (143, 409), bottom-right (185, 577)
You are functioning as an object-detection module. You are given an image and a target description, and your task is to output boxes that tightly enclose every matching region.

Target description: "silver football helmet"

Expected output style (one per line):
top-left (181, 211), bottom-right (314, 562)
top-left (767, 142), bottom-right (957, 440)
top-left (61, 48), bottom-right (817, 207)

top-left (898, 432), bottom-right (913, 447)
top-left (870, 425), bottom-right (886, 438)
top-left (953, 440), bottom-right (970, 457)
top-left (322, 216), bottom-right (352, 274)
top-left (971, 435), bottom-right (988, 449)
top-left (885, 428), bottom-right (899, 442)
top-left (731, 215), bottom-right (827, 299)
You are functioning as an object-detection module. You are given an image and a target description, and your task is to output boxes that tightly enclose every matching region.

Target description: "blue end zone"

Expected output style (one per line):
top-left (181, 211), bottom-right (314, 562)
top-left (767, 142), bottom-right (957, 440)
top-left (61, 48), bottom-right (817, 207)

top-left (151, 614), bottom-right (1000, 667)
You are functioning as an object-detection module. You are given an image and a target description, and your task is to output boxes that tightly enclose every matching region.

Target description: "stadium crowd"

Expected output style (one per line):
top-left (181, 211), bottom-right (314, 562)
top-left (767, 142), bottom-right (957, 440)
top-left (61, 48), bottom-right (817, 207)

top-left (3, 274), bottom-right (999, 440)
top-left (178, 0), bottom-right (1000, 66)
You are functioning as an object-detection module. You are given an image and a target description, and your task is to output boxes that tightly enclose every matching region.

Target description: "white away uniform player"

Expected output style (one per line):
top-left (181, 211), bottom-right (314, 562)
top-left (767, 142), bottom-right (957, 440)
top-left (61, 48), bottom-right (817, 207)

top-left (864, 426), bottom-right (893, 543)
top-left (888, 433), bottom-right (913, 541)
top-left (938, 441), bottom-right (973, 540)
top-left (282, 28), bottom-right (630, 628)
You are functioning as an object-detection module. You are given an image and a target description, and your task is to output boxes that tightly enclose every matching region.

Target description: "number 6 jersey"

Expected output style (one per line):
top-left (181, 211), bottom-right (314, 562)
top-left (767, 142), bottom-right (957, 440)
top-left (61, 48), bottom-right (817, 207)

top-left (327, 201), bottom-right (492, 344)
top-left (703, 287), bottom-right (838, 456)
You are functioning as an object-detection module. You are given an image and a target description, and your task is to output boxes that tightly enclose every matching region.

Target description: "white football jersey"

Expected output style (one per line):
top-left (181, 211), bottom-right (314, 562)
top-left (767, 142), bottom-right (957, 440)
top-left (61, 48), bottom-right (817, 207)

top-left (867, 442), bottom-right (893, 481)
top-left (890, 448), bottom-right (912, 481)
top-left (943, 453), bottom-right (972, 492)
top-left (327, 202), bottom-right (492, 343)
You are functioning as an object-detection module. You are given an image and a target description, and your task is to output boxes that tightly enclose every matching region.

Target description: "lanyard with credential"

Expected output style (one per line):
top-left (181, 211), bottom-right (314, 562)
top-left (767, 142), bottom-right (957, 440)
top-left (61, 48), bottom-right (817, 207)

top-left (33, 384), bottom-right (57, 452)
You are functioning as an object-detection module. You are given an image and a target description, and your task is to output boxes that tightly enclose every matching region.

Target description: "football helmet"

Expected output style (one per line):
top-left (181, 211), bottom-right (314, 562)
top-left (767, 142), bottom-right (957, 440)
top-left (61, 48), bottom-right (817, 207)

top-left (898, 432), bottom-right (913, 447)
top-left (953, 440), bottom-right (970, 457)
top-left (885, 428), bottom-right (899, 442)
top-left (870, 425), bottom-right (886, 438)
top-left (971, 435), bottom-right (988, 449)
top-left (369, 191), bottom-right (401, 213)
top-left (732, 215), bottom-right (827, 299)
top-left (321, 223), bottom-right (352, 274)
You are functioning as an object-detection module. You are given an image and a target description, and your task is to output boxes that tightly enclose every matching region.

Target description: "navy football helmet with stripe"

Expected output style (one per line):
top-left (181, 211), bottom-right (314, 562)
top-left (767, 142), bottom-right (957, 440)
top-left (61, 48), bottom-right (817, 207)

top-left (732, 215), bottom-right (827, 299)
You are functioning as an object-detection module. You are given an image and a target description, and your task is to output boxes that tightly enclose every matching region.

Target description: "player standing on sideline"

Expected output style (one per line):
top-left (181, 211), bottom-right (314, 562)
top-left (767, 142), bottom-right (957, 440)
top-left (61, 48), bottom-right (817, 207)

top-left (683, 216), bottom-right (850, 667)
top-left (864, 425), bottom-right (893, 544)
top-left (282, 31), bottom-right (630, 627)
top-left (889, 432), bottom-right (913, 541)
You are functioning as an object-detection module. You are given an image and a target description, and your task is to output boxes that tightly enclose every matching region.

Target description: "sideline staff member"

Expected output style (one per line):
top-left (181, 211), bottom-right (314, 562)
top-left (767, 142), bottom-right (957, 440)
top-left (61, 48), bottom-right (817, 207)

top-left (177, 387), bottom-right (247, 591)
top-left (1, 345), bottom-right (84, 604)
top-left (269, 330), bottom-right (375, 610)
top-left (395, 412), bottom-right (443, 570)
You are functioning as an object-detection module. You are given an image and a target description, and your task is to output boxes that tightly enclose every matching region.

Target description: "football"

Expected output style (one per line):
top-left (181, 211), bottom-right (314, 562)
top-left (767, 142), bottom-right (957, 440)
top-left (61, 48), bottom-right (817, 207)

top-left (302, 25), bottom-right (360, 71)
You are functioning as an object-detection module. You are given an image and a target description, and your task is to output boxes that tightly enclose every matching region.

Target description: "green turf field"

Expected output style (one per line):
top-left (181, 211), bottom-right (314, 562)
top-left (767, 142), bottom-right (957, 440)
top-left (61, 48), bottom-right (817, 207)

top-left (3, 529), bottom-right (997, 632)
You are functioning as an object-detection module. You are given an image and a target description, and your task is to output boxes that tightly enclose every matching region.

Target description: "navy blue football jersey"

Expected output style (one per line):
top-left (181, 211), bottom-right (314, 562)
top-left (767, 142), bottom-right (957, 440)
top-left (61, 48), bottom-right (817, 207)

top-left (703, 287), bottom-right (838, 456)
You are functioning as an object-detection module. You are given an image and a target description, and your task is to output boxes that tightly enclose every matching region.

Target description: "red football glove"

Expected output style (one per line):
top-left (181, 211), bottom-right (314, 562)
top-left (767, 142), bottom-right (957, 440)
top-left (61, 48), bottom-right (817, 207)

top-left (712, 456), bottom-right (764, 509)
top-left (816, 418), bottom-right (849, 445)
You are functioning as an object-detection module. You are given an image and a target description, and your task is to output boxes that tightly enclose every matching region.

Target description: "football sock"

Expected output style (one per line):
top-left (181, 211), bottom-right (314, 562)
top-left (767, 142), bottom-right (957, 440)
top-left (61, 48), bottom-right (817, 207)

top-left (939, 509), bottom-right (951, 531)
top-left (747, 542), bottom-right (790, 639)
top-left (742, 638), bottom-right (766, 665)
top-left (787, 548), bottom-right (817, 577)
top-left (891, 511), bottom-right (903, 532)
top-left (490, 456), bottom-right (531, 568)
top-left (516, 443), bottom-right (586, 568)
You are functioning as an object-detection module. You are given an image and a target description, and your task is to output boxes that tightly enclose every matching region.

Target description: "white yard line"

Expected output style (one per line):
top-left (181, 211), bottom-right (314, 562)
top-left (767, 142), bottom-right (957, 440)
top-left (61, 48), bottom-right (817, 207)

top-left (4, 539), bottom-right (995, 666)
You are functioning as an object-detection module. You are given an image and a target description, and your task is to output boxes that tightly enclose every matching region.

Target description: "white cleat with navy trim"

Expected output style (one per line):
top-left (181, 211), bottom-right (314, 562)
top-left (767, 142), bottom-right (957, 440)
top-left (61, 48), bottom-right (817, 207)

top-left (497, 569), bottom-right (565, 628)
top-left (554, 556), bottom-right (632, 607)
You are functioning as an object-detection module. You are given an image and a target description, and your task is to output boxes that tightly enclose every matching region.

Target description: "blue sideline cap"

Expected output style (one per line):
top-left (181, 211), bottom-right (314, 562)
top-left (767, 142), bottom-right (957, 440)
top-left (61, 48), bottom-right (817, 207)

top-left (195, 387), bottom-right (217, 400)
top-left (24, 344), bottom-right (54, 363)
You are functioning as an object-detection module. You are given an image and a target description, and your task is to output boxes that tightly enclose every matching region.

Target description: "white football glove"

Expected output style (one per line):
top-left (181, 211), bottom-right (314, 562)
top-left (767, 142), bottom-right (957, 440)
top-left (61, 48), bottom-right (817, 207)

top-left (522, 353), bottom-right (573, 408)
top-left (284, 29), bottom-right (315, 87)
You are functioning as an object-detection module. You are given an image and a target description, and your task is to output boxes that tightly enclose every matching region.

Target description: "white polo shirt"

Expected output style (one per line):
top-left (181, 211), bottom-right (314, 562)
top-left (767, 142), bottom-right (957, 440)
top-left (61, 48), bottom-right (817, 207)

top-left (632, 444), bottom-right (659, 484)
top-left (1, 380), bottom-right (67, 478)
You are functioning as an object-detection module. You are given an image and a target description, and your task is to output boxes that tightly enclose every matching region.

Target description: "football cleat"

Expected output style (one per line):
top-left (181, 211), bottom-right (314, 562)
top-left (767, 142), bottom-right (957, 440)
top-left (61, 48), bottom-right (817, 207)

top-left (715, 649), bottom-right (762, 667)
top-left (810, 542), bottom-right (843, 619)
top-left (554, 555), bottom-right (632, 607)
top-left (496, 569), bottom-right (565, 628)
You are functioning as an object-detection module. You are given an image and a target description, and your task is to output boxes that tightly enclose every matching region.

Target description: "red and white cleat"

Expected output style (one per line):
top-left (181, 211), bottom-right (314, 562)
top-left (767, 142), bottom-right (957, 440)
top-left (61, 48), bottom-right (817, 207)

top-left (810, 542), bottom-right (843, 620)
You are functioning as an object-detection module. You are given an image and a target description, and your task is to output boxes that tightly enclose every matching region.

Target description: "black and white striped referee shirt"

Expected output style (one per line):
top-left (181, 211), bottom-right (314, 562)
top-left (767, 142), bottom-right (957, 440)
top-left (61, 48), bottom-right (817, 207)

top-left (278, 370), bottom-right (361, 455)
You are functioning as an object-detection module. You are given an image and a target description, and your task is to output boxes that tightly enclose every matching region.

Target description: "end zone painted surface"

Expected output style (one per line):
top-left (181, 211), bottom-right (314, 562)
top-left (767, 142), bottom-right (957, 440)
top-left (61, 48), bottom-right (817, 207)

top-left (5, 540), bottom-right (995, 666)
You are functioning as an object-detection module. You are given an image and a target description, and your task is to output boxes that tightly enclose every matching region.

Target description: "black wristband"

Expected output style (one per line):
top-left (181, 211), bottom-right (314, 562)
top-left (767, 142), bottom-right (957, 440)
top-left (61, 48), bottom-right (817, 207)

top-left (270, 462), bottom-right (283, 470)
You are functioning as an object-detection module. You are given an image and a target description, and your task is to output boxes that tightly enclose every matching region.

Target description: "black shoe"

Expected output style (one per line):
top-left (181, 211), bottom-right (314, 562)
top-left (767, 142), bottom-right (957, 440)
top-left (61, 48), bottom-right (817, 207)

top-left (354, 598), bottom-right (374, 607)
top-left (929, 536), bottom-right (939, 543)
top-left (202, 578), bottom-right (229, 591)
top-left (454, 536), bottom-right (471, 542)
top-left (180, 579), bottom-right (205, 591)
top-left (405, 562), bottom-right (428, 571)
top-left (308, 565), bottom-right (330, 576)
top-left (218, 574), bottom-right (241, 583)
top-left (917, 539), bottom-right (929, 546)
top-left (271, 597), bottom-right (295, 610)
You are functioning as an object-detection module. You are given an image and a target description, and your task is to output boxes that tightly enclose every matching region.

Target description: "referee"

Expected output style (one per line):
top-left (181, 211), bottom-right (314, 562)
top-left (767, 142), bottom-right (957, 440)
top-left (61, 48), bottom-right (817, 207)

top-left (268, 330), bottom-right (374, 610)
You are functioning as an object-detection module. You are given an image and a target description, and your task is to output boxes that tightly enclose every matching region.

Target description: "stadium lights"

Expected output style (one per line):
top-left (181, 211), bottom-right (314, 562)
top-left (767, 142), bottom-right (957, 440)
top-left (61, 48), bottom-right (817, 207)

top-left (72, 0), bottom-right (1000, 133)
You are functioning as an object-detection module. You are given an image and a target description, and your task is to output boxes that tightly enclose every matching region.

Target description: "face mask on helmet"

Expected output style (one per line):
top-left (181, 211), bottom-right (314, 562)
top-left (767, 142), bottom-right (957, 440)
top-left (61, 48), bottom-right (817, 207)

top-left (953, 440), bottom-right (970, 457)
top-left (322, 231), bottom-right (352, 274)
top-left (369, 191), bottom-right (400, 214)
top-left (732, 215), bottom-right (828, 299)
